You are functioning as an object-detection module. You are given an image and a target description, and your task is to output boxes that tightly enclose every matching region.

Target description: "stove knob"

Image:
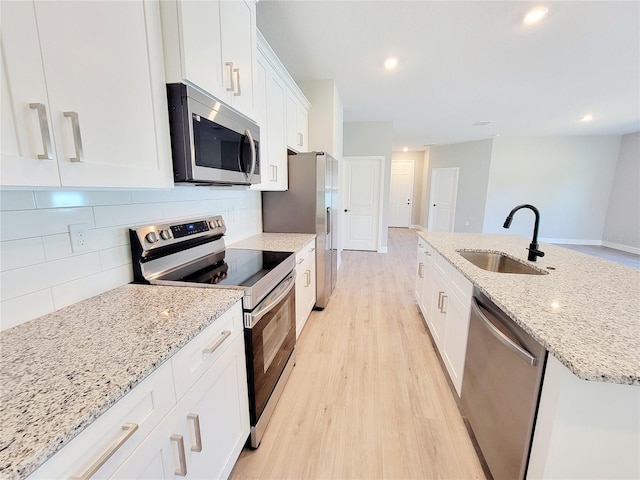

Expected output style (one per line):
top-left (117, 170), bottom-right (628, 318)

top-left (217, 219), bottom-right (224, 227)
top-left (209, 220), bottom-right (217, 229)
top-left (160, 229), bottom-right (172, 240)
top-left (145, 231), bottom-right (159, 244)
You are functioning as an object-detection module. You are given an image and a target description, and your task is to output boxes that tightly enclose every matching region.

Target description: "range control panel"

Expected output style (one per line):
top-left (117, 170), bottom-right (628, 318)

top-left (132, 215), bottom-right (226, 252)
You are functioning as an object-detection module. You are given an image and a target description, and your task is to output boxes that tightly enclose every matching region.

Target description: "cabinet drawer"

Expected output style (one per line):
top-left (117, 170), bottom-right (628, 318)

top-left (171, 301), bottom-right (243, 399)
top-left (29, 362), bottom-right (176, 480)
top-left (295, 239), bottom-right (316, 263)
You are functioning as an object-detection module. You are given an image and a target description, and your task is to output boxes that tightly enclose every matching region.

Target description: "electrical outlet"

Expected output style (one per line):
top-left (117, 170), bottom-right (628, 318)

top-left (69, 223), bottom-right (90, 252)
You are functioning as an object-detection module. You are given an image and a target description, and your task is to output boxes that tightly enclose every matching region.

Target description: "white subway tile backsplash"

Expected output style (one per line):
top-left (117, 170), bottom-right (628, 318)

top-left (0, 187), bottom-right (262, 326)
top-left (0, 191), bottom-right (36, 211)
top-left (99, 246), bottom-right (132, 271)
top-left (93, 203), bottom-right (165, 228)
top-left (0, 207), bottom-right (95, 241)
top-left (1, 252), bottom-right (101, 301)
top-left (51, 265), bottom-right (133, 310)
top-left (0, 238), bottom-right (46, 271)
top-left (0, 289), bottom-right (55, 331)
top-left (34, 190), bottom-right (134, 208)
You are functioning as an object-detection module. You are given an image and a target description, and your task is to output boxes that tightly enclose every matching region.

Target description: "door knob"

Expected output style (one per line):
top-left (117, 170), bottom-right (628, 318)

top-left (344, 209), bottom-right (350, 212)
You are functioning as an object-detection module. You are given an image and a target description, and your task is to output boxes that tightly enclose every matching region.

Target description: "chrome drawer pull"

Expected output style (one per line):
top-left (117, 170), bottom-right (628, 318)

top-left (171, 434), bottom-right (187, 476)
top-left (28, 103), bottom-right (53, 160)
top-left (188, 413), bottom-right (203, 452)
top-left (63, 111), bottom-right (84, 162)
top-left (233, 67), bottom-right (241, 96)
top-left (225, 62), bottom-right (235, 92)
top-left (69, 423), bottom-right (138, 480)
top-left (202, 330), bottom-right (231, 354)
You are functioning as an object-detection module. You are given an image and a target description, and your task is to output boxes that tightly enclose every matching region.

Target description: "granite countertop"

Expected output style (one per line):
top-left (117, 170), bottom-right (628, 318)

top-left (0, 284), bottom-right (245, 480)
top-left (417, 231), bottom-right (640, 385)
top-left (230, 232), bottom-right (316, 252)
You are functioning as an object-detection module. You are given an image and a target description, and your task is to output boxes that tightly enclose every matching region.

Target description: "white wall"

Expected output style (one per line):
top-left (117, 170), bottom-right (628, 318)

top-left (343, 121), bottom-right (393, 251)
top-left (483, 136), bottom-right (622, 242)
top-left (426, 139), bottom-right (493, 233)
top-left (602, 132), bottom-right (640, 252)
top-left (0, 187), bottom-right (262, 330)
top-left (391, 151), bottom-right (425, 227)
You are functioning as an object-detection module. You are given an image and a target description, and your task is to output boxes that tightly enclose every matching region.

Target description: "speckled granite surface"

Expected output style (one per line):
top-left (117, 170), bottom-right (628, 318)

top-left (0, 284), bottom-right (244, 480)
top-left (417, 231), bottom-right (640, 385)
top-left (230, 232), bottom-right (316, 252)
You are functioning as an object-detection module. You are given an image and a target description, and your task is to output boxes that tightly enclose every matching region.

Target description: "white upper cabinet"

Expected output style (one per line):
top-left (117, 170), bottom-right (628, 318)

top-left (1, 0), bottom-right (173, 188)
top-left (161, 0), bottom-right (257, 120)
top-left (286, 90), bottom-right (309, 152)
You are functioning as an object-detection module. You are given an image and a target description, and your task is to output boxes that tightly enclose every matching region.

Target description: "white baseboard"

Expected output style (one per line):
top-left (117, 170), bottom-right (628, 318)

top-left (410, 224), bottom-right (424, 230)
top-left (378, 246), bottom-right (388, 254)
top-left (601, 241), bottom-right (640, 255)
top-left (541, 238), bottom-right (602, 246)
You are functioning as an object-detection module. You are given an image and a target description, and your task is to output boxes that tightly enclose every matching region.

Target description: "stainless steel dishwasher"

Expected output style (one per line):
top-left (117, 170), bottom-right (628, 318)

top-left (461, 289), bottom-right (547, 480)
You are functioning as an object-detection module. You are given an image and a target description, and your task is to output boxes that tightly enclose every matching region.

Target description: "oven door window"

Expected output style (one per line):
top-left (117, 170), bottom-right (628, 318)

top-left (246, 278), bottom-right (295, 421)
top-left (192, 114), bottom-right (259, 175)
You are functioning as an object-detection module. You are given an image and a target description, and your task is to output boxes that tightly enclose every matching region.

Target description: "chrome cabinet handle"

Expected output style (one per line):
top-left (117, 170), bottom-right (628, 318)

top-left (233, 67), bottom-right (241, 96)
top-left (440, 294), bottom-right (447, 314)
top-left (270, 165), bottom-right (277, 182)
top-left (425, 251), bottom-right (431, 257)
top-left (28, 103), bottom-right (53, 160)
top-left (305, 270), bottom-right (311, 287)
top-left (418, 263), bottom-right (424, 278)
top-left (203, 330), bottom-right (231, 354)
top-left (471, 297), bottom-right (538, 366)
top-left (225, 62), bottom-right (235, 92)
top-left (63, 111), bottom-right (84, 162)
top-left (187, 413), bottom-right (203, 452)
top-left (310, 247), bottom-right (315, 253)
top-left (171, 434), bottom-right (187, 476)
top-left (69, 423), bottom-right (138, 480)
top-left (437, 291), bottom-right (444, 310)
top-left (297, 132), bottom-right (303, 146)
top-left (297, 258), bottom-right (304, 265)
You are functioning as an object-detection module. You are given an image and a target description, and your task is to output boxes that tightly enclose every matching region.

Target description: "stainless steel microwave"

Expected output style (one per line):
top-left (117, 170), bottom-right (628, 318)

top-left (166, 83), bottom-right (260, 185)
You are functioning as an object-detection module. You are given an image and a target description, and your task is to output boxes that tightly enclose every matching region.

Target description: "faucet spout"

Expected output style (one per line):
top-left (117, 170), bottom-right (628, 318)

top-left (502, 204), bottom-right (545, 262)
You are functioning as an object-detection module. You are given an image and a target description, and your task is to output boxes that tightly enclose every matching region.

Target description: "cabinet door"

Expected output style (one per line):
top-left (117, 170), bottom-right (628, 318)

top-left (112, 334), bottom-right (249, 480)
top-left (429, 271), bottom-right (448, 353)
top-left (442, 292), bottom-right (470, 396)
top-left (219, 0), bottom-right (255, 118)
top-left (415, 241), bottom-right (427, 307)
top-left (296, 103), bottom-right (309, 151)
top-left (1, 1), bottom-right (60, 186)
top-left (177, 0), bottom-right (225, 100)
top-left (33, 0), bottom-right (172, 188)
top-left (265, 70), bottom-right (287, 189)
top-left (285, 92), bottom-right (298, 149)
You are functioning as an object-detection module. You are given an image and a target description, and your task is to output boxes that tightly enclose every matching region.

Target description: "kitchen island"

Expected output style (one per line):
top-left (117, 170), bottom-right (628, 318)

top-left (417, 231), bottom-right (640, 479)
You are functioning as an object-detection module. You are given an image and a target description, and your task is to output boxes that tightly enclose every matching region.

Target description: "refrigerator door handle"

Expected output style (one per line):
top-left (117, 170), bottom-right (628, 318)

top-left (326, 207), bottom-right (331, 235)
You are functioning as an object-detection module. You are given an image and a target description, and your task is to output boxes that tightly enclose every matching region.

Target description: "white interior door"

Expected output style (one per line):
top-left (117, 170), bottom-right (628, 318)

top-left (342, 156), bottom-right (382, 251)
top-left (389, 160), bottom-right (415, 227)
top-left (428, 167), bottom-right (459, 232)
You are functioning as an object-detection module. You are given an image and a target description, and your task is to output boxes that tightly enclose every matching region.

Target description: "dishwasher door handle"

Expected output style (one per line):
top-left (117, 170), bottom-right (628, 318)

top-left (471, 297), bottom-right (538, 366)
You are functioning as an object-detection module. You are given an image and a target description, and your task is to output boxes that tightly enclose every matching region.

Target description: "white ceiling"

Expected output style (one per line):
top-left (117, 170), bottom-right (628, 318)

top-left (256, 1), bottom-right (640, 151)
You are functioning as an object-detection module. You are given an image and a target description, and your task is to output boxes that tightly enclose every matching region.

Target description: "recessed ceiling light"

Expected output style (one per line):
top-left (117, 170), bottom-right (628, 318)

top-left (580, 114), bottom-right (594, 122)
top-left (402, 146), bottom-right (408, 152)
top-left (474, 121), bottom-right (492, 126)
top-left (384, 57), bottom-right (398, 70)
top-left (523, 6), bottom-right (549, 25)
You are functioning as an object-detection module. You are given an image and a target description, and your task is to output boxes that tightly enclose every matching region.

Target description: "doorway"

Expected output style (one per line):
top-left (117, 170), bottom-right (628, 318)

top-left (428, 167), bottom-right (459, 232)
top-left (388, 160), bottom-right (415, 228)
top-left (342, 156), bottom-right (384, 251)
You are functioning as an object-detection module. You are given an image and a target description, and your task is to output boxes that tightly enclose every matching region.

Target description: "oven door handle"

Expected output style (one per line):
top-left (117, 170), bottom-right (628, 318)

top-left (246, 272), bottom-right (295, 329)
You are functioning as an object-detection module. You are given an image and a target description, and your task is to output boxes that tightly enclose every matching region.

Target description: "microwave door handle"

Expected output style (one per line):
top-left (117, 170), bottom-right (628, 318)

top-left (245, 129), bottom-right (256, 182)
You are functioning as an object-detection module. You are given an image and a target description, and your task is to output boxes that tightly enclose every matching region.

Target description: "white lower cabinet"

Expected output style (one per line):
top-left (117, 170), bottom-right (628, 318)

top-left (295, 239), bottom-right (317, 338)
top-left (28, 301), bottom-right (249, 480)
top-left (415, 236), bottom-right (472, 396)
top-left (112, 333), bottom-right (249, 480)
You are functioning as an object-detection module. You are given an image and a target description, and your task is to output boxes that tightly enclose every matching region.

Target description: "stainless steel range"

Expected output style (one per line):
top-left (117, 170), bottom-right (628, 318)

top-left (130, 215), bottom-right (296, 448)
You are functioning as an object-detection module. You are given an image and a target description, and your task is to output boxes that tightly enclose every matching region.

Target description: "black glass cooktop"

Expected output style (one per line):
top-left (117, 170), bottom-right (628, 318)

top-left (158, 249), bottom-right (293, 288)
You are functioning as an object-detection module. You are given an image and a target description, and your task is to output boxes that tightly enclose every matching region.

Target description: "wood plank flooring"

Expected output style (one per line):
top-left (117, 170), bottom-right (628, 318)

top-left (230, 228), bottom-right (486, 480)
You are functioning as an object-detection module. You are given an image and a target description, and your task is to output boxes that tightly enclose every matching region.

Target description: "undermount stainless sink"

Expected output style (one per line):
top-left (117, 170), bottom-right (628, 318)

top-left (457, 250), bottom-right (548, 275)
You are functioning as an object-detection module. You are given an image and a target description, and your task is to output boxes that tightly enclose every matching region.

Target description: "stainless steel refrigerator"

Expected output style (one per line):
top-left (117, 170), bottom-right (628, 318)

top-left (262, 152), bottom-right (338, 309)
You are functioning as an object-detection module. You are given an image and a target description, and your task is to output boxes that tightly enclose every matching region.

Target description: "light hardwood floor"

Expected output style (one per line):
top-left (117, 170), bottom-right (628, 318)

top-left (230, 228), bottom-right (486, 480)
